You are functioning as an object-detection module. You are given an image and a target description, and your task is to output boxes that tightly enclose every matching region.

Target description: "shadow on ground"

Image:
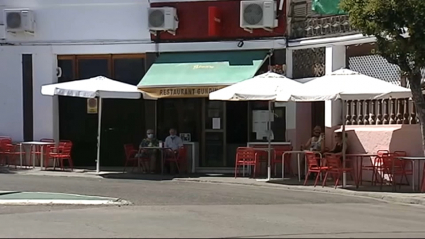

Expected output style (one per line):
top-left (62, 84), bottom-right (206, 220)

top-left (267, 175), bottom-right (417, 194)
top-left (99, 172), bottom-right (237, 181)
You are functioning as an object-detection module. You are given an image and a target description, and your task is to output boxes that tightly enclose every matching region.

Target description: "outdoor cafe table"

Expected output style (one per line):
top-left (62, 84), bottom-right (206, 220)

top-left (346, 153), bottom-right (378, 188)
top-left (280, 150), bottom-right (322, 182)
top-left (396, 157), bottom-right (425, 192)
top-left (139, 146), bottom-right (171, 174)
top-left (19, 141), bottom-right (55, 169)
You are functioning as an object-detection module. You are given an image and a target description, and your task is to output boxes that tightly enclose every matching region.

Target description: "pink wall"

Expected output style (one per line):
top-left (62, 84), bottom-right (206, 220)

top-left (337, 125), bottom-right (423, 156)
top-left (335, 124), bottom-right (424, 184)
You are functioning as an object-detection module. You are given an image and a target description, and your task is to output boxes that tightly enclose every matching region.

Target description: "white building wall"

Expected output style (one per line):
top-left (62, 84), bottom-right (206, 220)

top-left (0, 47), bottom-right (24, 140)
top-left (0, 46), bottom-right (56, 141)
top-left (0, 0), bottom-right (287, 142)
top-left (325, 45), bottom-right (345, 128)
top-left (1, 0), bottom-right (151, 43)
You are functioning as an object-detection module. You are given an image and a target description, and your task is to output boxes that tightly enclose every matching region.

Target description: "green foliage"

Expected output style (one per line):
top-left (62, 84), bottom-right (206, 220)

top-left (340, 0), bottom-right (425, 75)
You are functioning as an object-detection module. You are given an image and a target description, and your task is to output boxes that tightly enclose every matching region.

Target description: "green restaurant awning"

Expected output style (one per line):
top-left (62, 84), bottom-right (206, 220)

top-left (138, 50), bottom-right (268, 98)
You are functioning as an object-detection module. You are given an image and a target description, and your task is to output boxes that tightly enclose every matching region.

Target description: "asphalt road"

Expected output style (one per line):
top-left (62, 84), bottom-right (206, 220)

top-left (0, 174), bottom-right (425, 238)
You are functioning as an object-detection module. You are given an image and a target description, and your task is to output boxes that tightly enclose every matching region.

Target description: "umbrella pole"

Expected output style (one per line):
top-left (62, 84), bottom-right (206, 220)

top-left (342, 99), bottom-right (347, 187)
top-left (96, 98), bottom-right (103, 174)
top-left (267, 101), bottom-right (272, 181)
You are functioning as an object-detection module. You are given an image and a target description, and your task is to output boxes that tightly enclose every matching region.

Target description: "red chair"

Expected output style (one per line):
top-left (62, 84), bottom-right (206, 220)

top-left (163, 148), bottom-right (181, 174)
top-left (123, 144), bottom-right (140, 173)
top-left (2, 143), bottom-right (25, 169)
top-left (0, 138), bottom-right (12, 165)
top-left (272, 146), bottom-right (293, 177)
top-left (322, 154), bottom-right (355, 188)
top-left (45, 142), bottom-right (74, 171)
top-left (235, 147), bottom-right (261, 178)
top-left (304, 151), bottom-right (328, 187)
top-left (177, 147), bottom-right (188, 174)
top-left (380, 152), bottom-right (412, 189)
top-left (361, 150), bottom-right (389, 185)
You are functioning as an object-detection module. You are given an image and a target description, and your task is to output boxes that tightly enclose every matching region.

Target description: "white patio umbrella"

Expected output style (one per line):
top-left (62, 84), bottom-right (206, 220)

top-left (210, 72), bottom-right (303, 181)
top-left (277, 69), bottom-right (411, 186)
top-left (41, 76), bottom-right (155, 173)
top-left (283, 69), bottom-right (412, 102)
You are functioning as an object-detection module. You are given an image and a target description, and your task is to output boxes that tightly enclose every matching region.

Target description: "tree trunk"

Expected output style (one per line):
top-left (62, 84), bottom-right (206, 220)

top-left (408, 71), bottom-right (425, 156)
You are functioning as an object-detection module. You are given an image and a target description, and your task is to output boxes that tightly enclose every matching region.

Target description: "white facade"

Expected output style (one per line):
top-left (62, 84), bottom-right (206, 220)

top-left (0, 0), bottom-right (286, 141)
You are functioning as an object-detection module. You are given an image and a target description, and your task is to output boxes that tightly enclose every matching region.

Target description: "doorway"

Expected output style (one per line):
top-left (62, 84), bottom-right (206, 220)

top-left (201, 100), bottom-right (226, 167)
top-left (311, 101), bottom-right (325, 130)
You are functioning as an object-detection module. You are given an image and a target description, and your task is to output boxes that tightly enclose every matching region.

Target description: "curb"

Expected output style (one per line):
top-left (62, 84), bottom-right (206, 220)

top-left (173, 178), bottom-right (425, 206)
top-left (0, 191), bottom-right (132, 206)
top-left (0, 198), bottom-right (132, 206)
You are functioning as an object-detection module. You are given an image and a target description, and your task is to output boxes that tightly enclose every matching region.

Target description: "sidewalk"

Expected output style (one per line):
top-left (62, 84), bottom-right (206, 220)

top-left (6, 167), bottom-right (425, 206)
top-left (174, 176), bottom-right (425, 206)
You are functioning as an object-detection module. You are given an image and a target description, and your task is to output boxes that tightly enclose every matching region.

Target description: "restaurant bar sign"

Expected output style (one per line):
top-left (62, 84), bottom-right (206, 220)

top-left (141, 86), bottom-right (225, 98)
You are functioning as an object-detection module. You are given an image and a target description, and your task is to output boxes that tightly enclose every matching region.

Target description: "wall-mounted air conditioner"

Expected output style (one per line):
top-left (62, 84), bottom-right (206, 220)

top-left (148, 7), bottom-right (178, 35)
top-left (240, 1), bottom-right (277, 32)
top-left (4, 9), bottom-right (35, 34)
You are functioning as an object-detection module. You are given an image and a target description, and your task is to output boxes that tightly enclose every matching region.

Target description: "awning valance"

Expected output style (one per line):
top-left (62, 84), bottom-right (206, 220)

top-left (138, 50), bottom-right (268, 98)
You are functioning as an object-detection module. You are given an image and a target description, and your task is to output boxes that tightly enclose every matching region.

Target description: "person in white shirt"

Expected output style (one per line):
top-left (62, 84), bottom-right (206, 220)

top-left (164, 128), bottom-right (184, 154)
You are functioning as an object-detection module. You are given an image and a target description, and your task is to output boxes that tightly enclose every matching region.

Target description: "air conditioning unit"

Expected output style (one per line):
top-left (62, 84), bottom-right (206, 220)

top-left (240, 1), bottom-right (277, 32)
top-left (4, 9), bottom-right (35, 33)
top-left (148, 7), bottom-right (178, 35)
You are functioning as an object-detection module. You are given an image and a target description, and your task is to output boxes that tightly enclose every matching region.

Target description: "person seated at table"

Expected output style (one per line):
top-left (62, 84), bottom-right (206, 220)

top-left (164, 128), bottom-right (184, 155)
top-left (164, 128), bottom-right (184, 174)
top-left (302, 125), bottom-right (325, 153)
top-left (137, 129), bottom-right (159, 173)
top-left (323, 132), bottom-right (348, 168)
top-left (328, 132), bottom-right (347, 155)
top-left (300, 125), bottom-right (324, 179)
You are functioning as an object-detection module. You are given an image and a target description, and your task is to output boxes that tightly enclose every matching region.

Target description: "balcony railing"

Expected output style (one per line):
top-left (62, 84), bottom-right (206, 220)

top-left (344, 99), bottom-right (418, 125)
top-left (289, 0), bottom-right (358, 39)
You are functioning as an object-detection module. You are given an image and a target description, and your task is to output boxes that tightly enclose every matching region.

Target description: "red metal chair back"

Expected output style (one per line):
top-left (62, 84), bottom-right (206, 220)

top-left (381, 153), bottom-right (397, 168)
top-left (274, 146), bottom-right (293, 161)
top-left (124, 144), bottom-right (136, 159)
top-left (178, 147), bottom-right (187, 161)
top-left (377, 150), bottom-right (389, 156)
top-left (391, 151), bottom-right (407, 167)
top-left (236, 147), bottom-right (256, 163)
top-left (0, 139), bottom-right (12, 151)
top-left (326, 155), bottom-right (341, 169)
top-left (305, 151), bottom-right (320, 168)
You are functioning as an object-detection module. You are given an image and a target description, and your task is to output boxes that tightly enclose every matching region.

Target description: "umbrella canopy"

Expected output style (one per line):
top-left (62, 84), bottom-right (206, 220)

top-left (41, 76), bottom-right (154, 99)
top-left (209, 72), bottom-right (302, 101)
top-left (279, 69), bottom-right (411, 102)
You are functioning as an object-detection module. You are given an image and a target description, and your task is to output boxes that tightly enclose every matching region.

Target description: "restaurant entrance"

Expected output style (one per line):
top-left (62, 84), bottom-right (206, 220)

top-left (156, 98), bottom-right (248, 170)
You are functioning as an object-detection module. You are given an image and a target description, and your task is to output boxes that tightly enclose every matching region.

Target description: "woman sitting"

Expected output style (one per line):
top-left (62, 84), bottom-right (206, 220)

top-left (303, 125), bottom-right (325, 153)
top-left (328, 132), bottom-right (347, 155)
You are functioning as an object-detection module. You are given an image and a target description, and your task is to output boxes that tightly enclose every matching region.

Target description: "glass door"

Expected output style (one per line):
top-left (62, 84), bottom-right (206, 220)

top-left (201, 99), bottom-right (226, 167)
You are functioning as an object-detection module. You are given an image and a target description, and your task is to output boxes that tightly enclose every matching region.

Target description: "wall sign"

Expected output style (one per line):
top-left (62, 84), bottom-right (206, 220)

top-left (87, 98), bottom-right (98, 114)
top-left (141, 86), bottom-right (225, 98)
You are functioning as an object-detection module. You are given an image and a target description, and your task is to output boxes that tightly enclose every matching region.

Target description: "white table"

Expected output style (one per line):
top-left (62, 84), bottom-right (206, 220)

top-left (281, 151), bottom-right (322, 182)
top-left (397, 157), bottom-right (425, 191)
top-left (20, 142), bottom-right (55, 169)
